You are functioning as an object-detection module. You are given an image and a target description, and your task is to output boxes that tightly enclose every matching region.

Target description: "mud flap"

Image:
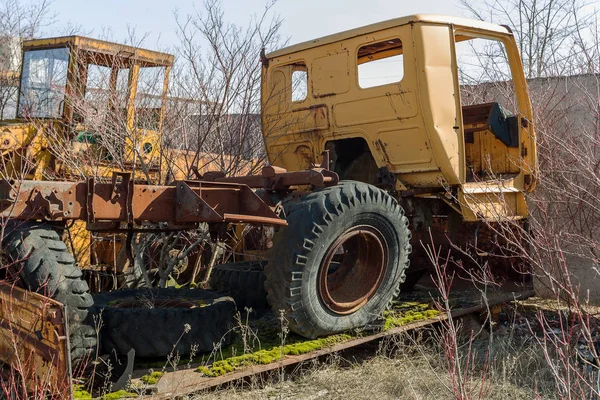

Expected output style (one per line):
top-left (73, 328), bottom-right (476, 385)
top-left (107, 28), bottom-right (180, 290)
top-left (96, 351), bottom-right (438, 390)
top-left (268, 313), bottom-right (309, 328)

top-left (0, 281), bottom-right (71, 396)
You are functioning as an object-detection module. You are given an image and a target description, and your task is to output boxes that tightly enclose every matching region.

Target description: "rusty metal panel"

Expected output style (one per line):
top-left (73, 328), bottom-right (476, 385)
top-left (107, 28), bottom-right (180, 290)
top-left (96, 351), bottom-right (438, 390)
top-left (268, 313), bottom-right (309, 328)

top-left (0, 176), bottom-right (290, 227)
top-left (174, 181), bottom-right (228, 223)
top-left (0, 167), bottom-right (343, 227)
top-left (0, 282), bottom-right (71, 396)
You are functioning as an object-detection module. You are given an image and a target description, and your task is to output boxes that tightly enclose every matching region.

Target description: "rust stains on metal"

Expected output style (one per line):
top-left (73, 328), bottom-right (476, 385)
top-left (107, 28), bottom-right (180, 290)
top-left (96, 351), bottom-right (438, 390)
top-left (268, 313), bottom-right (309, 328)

top-left (0, 167), bottom-right (340, 229)
top-left (202, 165), bottom-right (339, 190)
top-left (0, 282), bottom-right (71, 396)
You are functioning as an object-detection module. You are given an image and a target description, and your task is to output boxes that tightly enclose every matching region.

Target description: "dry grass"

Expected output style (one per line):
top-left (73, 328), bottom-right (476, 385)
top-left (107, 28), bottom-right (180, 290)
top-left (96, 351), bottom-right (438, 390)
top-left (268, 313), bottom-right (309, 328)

top-left (193, 318), bottom-right (561, 400)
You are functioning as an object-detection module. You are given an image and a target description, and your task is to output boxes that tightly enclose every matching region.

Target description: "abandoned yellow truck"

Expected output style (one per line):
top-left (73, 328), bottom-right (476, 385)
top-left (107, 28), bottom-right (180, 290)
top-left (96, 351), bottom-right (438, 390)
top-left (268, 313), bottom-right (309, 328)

top-left (0, 14), bottom-right (536, 393)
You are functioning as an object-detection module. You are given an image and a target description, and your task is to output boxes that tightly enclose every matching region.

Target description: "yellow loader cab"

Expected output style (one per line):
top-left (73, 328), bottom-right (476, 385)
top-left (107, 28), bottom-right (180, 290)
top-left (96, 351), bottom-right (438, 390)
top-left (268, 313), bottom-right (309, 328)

top-left (261, 14), bottom-right (537, 222)
top-left (0, 35), bottom-right (173, 180)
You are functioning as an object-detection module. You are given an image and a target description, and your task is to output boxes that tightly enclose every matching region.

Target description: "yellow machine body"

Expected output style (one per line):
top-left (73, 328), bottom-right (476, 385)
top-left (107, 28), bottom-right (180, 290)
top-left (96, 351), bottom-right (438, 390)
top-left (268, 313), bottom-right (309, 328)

top-left (0, 35), bottom-right (173, 181)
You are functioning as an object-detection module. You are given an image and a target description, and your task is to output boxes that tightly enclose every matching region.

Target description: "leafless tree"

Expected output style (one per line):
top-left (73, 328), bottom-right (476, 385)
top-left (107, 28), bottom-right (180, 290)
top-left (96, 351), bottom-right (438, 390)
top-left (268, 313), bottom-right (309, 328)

top-left (0, 0), bottom-right (56, 119)
top-left (169, 0), bottom-right (284, 178)
top-left (422, 1), bottom-right (600, 397)
top-left (462, 0), bottom-right (599, 77)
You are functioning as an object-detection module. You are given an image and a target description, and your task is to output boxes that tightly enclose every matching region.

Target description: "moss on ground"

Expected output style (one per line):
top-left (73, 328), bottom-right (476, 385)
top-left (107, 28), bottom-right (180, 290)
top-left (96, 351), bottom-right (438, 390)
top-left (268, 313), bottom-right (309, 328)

top-left (73, 385), bottom-right (92, 399)
top-left (73, 385), bottom-right (137, 399)
top-left (194, 299), bottom-right (441, 378)
top-left (141, 370), bottom-right (164, 385)
top-left (383, 300), bottom-right (440, 331)
top-left (100, 390), bottom-right (138, 399)
top-left (383, 309), bottom-right (440, 330)
top-left (196, 334), bottom-right (352, 377)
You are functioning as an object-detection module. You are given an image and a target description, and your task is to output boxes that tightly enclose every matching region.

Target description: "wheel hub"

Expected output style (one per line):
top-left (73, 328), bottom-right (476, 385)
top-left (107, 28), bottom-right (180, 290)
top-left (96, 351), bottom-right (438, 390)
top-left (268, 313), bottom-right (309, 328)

top-left (318, 226), bottom-right (388, 315)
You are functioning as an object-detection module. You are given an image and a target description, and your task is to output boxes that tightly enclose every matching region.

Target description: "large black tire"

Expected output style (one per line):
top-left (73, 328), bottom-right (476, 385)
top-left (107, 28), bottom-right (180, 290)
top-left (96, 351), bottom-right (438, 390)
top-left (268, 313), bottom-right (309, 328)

top-left (1, 222), bottom-right (97, 364)
top-left (265, 181), bottom-right (412, 338)
top-left (92, 288), bottom-right (236, 358)
top-left (209, 261), bottom-right (269, 311)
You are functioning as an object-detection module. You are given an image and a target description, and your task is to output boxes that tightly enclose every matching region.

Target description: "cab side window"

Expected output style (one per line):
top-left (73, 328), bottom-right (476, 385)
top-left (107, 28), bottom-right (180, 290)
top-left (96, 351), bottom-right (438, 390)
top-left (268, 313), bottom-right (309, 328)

top-left (357, 38), bottom-right (404, 89)
top-left (291, 64), bottom-right (308, 102)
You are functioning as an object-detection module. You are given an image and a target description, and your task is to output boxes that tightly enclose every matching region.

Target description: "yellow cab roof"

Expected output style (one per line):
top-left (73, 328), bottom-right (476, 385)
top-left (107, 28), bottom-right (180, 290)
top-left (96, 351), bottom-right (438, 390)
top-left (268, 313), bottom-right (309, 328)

top-left (22, 35), bottom-right (174, 67)
top-left (267, 14), bottom-right (511, 59)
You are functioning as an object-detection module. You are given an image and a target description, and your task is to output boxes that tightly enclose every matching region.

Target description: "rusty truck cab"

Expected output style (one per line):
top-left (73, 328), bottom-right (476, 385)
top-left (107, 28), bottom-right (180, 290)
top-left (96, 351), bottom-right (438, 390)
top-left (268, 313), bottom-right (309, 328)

top-left (261, 14), bottom-right (537, 221)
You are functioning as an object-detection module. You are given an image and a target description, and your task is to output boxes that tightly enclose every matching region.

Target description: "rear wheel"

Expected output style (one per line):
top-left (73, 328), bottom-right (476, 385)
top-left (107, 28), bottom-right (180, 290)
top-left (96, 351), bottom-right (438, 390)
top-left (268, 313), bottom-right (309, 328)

top-left (92, 288), bottom-right (236, 358)
top-left (265, 181), bottom-right (411, 338)
top-left (1, 222), bottom-right (97, 365)
top-left (209, 261), bottom-right (269, 311)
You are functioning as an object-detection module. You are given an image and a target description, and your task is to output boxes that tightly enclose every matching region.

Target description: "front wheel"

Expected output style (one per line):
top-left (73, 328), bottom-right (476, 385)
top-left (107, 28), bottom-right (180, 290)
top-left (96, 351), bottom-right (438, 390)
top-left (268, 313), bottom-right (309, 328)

top-left (265, 181), bottom-right (411, 338)
top-left (2, 222), bottom-right (97, 365)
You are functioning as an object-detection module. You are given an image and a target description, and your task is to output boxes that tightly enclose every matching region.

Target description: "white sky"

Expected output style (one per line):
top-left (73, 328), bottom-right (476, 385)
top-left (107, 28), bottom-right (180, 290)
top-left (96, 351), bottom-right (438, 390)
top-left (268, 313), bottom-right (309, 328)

top-left (48, 0), bottom-right (465, 52)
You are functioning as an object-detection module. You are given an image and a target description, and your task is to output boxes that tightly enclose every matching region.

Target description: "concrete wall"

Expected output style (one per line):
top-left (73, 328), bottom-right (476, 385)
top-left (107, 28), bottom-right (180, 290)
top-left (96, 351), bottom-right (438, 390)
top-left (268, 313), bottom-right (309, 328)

top-left (527, 74), bottom-right (600, 303)
top-left (465, 74), bottom-right (600, 303)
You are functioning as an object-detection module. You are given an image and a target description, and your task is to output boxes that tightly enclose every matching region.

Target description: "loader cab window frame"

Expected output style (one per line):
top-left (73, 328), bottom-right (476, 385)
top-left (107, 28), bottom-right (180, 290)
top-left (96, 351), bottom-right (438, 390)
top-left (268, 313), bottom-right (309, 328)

top-left (135, 66), bottom-right (167, 130)
top-left (17, 46), bottom-right (70, 119)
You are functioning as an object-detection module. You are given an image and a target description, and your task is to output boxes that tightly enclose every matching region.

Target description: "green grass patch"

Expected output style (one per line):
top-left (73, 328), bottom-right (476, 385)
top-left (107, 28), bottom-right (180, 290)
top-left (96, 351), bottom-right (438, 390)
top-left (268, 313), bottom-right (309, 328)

top-left (100, 390), bottom-right (138, 399)
top-left (73, 385), bottom-right (137, 399)
top-left (73, 385), bottom-right (92, 399)
top-left (196, 334), bottom-right (352, 377)
top-left (383, 301), bottom-right (440, 330)
top-left (141, 370), bottom-right (164, 385)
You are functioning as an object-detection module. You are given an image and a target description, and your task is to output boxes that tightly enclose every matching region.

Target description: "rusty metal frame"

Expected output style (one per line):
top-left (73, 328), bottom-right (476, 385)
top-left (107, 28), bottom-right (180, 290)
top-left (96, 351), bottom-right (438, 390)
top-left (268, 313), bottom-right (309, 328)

top-left (202, 154), bottom-right (338, 190)
top-left (0, 167), bottom-right (339, 231)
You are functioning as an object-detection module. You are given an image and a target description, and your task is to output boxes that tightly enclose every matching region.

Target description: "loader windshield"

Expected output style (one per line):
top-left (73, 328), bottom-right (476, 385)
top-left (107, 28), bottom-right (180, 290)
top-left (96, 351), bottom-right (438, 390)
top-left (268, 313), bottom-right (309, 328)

top-left (17, 47), bottom-right (70, 119)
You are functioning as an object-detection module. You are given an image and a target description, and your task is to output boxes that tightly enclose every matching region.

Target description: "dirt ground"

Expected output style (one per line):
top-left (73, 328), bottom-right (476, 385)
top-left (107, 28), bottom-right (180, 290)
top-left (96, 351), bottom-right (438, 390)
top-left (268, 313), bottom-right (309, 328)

top-left (189, 298), bottom-right (574, 400)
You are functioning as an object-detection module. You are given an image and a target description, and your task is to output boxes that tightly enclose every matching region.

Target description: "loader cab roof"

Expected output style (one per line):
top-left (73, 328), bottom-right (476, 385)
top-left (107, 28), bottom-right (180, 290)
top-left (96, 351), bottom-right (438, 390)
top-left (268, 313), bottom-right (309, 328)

top-left (266, 14), bottom-right (512, 59)
top-left (22, 35), bottom-right (174, 67)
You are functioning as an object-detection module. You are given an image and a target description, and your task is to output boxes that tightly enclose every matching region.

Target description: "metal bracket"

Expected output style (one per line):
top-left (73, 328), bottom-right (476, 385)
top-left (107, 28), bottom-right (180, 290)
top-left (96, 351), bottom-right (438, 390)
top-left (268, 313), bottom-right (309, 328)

top-left (86, 177), bottom-right (95, 223)
top-left (111, 172), bottom-right (134, 224)
top-left (175, 181), bottom-right (222, 223)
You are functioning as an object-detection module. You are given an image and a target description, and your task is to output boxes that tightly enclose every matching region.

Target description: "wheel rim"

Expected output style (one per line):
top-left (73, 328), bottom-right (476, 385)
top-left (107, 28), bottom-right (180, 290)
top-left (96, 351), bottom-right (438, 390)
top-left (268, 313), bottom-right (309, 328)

top-left (318, 226), bottom-right (388, 315)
